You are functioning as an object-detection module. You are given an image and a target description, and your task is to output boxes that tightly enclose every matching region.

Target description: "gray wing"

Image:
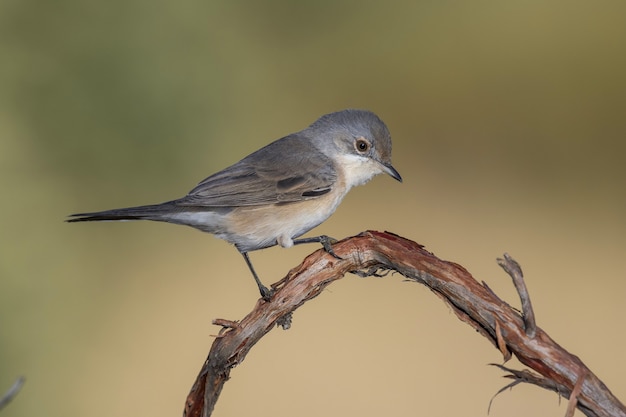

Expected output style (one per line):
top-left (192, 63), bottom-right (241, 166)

top-left (177, 135), bottom-right (338, 208)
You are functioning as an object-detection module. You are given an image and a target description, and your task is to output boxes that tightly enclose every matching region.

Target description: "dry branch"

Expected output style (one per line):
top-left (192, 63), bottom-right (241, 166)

top-left (183, 231), bottom-right (625, 417)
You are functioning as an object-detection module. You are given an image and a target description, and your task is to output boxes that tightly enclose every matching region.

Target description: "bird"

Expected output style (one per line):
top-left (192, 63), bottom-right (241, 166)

top-left (68, 109), bottom-right (402, 299)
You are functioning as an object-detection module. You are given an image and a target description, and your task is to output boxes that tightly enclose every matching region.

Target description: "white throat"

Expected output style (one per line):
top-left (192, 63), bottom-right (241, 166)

top-left (334, 153), bottom-right (382, 190)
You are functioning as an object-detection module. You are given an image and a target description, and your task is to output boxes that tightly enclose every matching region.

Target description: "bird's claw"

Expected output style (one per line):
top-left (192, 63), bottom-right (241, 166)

top-left (259, 285), bottom-right (274, 301)
top-left (318, 235), bottom-right (342, 260)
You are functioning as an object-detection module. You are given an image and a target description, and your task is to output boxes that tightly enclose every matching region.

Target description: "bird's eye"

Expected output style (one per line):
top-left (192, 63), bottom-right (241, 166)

top-left (355, 138), bottom-right (370, 153)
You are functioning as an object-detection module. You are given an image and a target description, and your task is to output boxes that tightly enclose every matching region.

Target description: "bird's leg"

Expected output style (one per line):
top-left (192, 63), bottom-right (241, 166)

top-left (241, 252), bottom-right (273, 301)
top-left (292, 235), bottom-right (342, 260)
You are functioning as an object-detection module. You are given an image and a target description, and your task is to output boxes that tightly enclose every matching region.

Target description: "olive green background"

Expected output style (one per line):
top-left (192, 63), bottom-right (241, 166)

top-left (1, 1), bottom-right (625, 416)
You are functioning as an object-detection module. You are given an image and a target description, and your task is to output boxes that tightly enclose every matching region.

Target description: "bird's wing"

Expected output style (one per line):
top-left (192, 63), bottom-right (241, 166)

top-left (177, 135), bottom-right (337, 208)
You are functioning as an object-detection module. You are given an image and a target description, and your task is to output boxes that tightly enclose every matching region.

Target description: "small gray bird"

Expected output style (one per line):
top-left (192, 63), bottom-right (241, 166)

top-left (68, 109), bottom-right (402, 299)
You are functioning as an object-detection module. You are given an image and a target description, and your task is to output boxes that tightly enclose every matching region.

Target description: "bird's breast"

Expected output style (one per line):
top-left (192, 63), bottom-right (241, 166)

top-left (222, 181), bottom-right (349, 252)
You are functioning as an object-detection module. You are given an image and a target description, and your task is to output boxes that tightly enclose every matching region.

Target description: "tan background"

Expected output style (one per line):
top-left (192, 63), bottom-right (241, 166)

top-left (1, 2), bottom-right (625, 416)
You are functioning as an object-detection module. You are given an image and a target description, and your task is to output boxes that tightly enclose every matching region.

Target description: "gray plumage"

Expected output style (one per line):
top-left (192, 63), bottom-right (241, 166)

top-left (68, 109), bottom-right (401, 298)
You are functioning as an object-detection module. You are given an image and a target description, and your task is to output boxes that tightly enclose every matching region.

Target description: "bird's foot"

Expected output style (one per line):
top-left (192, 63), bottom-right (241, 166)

top-left (259, 284), bottom-right (274, 301)
top-left (293, 235), bottom-right (342, 259)
top-left (318, 235), bottom-right (342, 259)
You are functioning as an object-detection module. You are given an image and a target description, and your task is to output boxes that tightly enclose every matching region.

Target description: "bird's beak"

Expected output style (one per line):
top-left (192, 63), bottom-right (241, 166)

top-left (381, 162), bottom-right (402, 182)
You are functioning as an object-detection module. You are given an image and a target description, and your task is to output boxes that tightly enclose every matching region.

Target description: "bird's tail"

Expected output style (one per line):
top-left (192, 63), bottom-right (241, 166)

top-left (67, 201), bottom-right (180, 223)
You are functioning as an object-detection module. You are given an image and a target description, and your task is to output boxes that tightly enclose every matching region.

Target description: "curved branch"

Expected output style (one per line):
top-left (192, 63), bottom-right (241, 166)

top-left (183, 231), bottom-right (625, 417)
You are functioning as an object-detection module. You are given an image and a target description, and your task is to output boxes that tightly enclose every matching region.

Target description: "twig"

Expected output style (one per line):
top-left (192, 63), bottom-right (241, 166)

top-left (567, 372), bottom-right (587, 417)
top-left (497, 253), bottom-right (537, 337)
top-left (0, 377), bottom-right (25, 411)
top-left (488, 364), bottom-right (569, 414)
top-left (183, 231), bottom-right (625, 417)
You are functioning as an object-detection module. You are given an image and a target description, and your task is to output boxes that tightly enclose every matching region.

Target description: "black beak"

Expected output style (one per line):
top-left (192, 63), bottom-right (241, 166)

top-left (382, 163), bottom-right (402, 182)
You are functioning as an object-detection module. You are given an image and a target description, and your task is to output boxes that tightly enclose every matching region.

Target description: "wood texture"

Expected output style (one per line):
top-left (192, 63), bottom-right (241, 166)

top-left (183, 231), bottom-right (625, 417)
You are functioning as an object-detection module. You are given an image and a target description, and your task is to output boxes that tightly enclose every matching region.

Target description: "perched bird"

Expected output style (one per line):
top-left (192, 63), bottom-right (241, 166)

top-left (68, 109), bottom-right (402, 299)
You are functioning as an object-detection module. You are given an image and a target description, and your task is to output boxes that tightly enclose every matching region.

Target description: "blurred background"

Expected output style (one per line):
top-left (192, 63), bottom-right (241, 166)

top-left (1, 1), bottom-right (625, 416)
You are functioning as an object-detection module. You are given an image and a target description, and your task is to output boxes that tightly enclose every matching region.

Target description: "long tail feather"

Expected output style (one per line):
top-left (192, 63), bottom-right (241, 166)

top-left (67, 202), bottom-right (179, 223)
